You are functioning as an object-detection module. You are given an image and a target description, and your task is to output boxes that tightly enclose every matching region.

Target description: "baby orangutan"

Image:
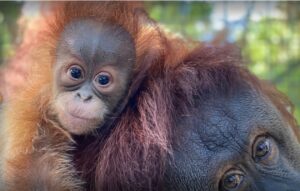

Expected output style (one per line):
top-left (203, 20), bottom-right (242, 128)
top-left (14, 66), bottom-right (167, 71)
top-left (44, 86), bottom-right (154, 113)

top-left (53, 20), bottom-right (135, 135)
top-left (0, 15), bottom-right (136, 191)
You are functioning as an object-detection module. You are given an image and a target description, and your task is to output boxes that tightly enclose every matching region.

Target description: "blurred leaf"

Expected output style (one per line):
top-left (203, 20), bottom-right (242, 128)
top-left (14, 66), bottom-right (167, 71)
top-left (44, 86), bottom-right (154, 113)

top-left (242, 18), bottom-right (300, 122)
top-left (145, 2), bottom-right (212, 38)
top-left (0, 1), bottom-right (22, 64)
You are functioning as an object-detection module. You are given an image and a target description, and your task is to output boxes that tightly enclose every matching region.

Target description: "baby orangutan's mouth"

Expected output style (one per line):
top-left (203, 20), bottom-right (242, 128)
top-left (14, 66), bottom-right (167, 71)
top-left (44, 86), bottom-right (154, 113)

top-left (69, 112), bottom-right (94, 121)
top-left (58, 109), bottom-right (101, 135)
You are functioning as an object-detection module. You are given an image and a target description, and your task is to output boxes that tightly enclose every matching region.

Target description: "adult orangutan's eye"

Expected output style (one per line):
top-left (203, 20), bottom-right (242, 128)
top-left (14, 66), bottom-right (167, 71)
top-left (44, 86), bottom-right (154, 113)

top-left (220, 169), bottom-right (244, 191)
top-left (252, 136), bottom-right (278, 164)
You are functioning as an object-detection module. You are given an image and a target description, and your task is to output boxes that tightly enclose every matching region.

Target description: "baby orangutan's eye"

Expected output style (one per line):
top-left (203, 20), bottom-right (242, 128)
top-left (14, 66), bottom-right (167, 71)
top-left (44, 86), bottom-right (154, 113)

top-left (68, 65), bottom-right (84, 80)
top-left (96, 72), bottom-right (112, 86)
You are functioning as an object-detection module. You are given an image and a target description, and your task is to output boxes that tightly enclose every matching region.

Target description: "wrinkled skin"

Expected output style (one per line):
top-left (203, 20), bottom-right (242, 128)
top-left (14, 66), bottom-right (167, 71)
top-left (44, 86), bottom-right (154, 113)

top-left (164, 86), bottom-right (300, 191)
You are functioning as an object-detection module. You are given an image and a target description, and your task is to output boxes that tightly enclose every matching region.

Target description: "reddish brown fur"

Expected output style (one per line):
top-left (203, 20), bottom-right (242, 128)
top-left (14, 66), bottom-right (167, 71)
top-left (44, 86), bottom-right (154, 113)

top-left (0, 2), bottom-right (169, 190)
top-left (0, 2), bottom-right (299, 191)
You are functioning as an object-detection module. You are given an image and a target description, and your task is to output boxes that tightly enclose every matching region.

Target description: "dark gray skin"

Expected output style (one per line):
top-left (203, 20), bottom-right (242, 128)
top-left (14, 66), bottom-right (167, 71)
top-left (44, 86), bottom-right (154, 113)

top-left (164, 86), bottom-right (300, 191)
top-left (52, 19), bottom-right (135, 135)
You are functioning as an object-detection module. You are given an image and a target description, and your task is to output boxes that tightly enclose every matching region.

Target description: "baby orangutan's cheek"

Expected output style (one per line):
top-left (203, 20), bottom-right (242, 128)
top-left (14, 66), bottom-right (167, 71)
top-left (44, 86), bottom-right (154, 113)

top-left (53, 93), bottom-right (108, 135)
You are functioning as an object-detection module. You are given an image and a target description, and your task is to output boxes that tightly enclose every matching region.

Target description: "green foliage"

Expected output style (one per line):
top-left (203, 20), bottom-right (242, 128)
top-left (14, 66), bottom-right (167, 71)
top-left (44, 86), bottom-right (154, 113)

top-left (242, 18), bottom-right (300, 122)
top-left (0, 1), bottom-right (22, 64)
top-left (145, 2), bottom-right (212, 38)
top-left (0, 20), bottom-right (12, 63)
top-left (145, 2), bottom-right (300, 123)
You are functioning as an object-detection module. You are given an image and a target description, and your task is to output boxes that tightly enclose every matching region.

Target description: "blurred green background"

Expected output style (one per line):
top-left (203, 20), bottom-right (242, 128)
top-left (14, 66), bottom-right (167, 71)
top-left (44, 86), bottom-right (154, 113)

top-left (0, 1), bottom-right (299, 122)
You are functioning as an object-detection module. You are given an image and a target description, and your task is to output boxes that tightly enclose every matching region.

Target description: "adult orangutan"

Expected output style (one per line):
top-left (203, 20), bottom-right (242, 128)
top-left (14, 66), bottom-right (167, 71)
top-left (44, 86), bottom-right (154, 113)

top-left (0, 2), bottom-right (299, 191)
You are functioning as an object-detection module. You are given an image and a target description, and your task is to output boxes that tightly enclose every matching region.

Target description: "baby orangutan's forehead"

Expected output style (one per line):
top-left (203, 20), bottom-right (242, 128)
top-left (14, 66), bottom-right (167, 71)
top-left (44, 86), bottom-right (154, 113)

top-left (57, 19), bottom-right (135, 66)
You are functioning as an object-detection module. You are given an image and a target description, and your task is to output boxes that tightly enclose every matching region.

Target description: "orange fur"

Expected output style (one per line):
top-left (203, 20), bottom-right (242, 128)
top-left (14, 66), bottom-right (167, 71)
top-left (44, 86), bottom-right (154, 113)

top-left (0, 2), bottom-right (170, 190)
